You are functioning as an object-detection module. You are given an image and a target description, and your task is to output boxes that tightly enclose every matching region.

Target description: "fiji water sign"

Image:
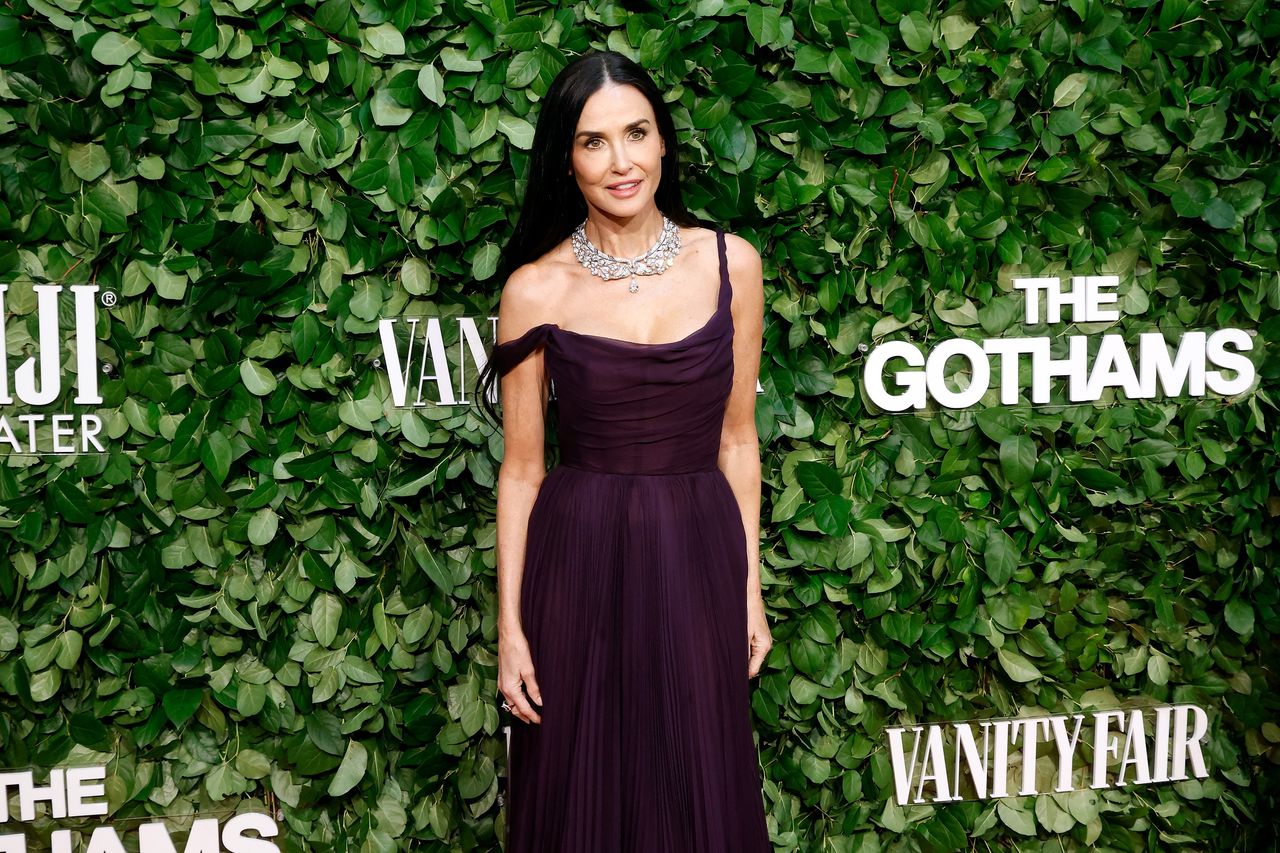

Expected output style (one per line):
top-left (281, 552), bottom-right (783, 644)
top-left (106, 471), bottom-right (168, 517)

top-left (0, 284), bottom-right (109, 455)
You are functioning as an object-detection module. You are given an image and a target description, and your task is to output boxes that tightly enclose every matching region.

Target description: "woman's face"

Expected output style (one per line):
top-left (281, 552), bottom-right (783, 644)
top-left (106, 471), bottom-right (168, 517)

top-left (570, 82), bottom-right (666, 219)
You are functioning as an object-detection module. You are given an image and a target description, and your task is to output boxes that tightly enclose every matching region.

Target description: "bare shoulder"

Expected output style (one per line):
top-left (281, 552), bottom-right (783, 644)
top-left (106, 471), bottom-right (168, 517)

top-left (719, 230), bottom-right (763, 302)
top-left (496, 256), bottom-right (568, 342)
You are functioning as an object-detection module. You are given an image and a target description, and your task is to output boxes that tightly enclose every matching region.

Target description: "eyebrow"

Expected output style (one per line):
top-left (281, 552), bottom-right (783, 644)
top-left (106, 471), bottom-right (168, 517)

top-left (575, 118), bottom-right (652, 140)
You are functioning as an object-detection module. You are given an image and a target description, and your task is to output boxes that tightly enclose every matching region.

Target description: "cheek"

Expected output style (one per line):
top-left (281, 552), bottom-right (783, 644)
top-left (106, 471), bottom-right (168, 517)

top-left (571, 149), bottom-right (603, 180)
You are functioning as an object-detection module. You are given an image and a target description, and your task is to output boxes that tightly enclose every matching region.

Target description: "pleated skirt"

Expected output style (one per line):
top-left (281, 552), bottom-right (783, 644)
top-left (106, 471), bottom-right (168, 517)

top-left (504, 463), bottom-right (772, 852)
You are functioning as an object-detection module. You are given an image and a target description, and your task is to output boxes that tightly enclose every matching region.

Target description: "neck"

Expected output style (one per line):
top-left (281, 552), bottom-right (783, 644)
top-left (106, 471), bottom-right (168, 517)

top-left (583, 207), bottom-right (667, 258)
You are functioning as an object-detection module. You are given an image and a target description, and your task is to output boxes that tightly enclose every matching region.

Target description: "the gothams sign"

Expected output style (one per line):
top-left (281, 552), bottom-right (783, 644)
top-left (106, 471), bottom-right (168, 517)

top-left (0, 284), bottom-right (107, 455)
top-left (886, 704), bottom-right (1211, 806)
top-left (0, 766), bottom-right (280, 851)
top-left (864, 276), bottom-right (1256, 411)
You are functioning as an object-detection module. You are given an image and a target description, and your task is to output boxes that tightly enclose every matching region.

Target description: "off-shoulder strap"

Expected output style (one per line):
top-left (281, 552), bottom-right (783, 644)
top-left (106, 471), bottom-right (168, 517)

top-left (490, 323), bottom-right (553, 376)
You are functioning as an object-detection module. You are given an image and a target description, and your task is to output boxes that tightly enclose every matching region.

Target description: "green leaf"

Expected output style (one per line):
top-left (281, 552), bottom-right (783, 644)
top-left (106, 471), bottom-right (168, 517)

top-left (899, 13), bottom-right (933, 52)
top-left (1202, 197), bottom-right (1237, 229)
top-left (746, 6), bottom-right (782, 48)
top-left (240, 359), bottom-right (278, 396)
top-left (997, 647), bottom-right (1042, 683)
top-left (163, 689), bottom-right (203, 725)
top-left (1224, 600), bottom-right (1254, 635)
top-left (417, 64), bottom-right (445, 105)
top-left (401, 258), bottom-right (432, 295)
top-left (1053, 73), bottom-right (1088, 107)
top-left (999, 435), bottom-right (1036, 485)
top-left (201, 432), bottom-right (233, 485)
top-left (1171, 179), bottom-right (1212, 217)
top-left (1147, 654), bottom-right (1170, 685)
top-left (349, 158), bottom-right (389, 192)
top-left (364, 23), bottom-right (405, 55)
top-left (939, 15), bottom-right (978, 50)
top-left (497, 113), bottom-right (535, 150)
top-left (471, 243), bottom-right (500, 281)
top-left (371, 88), bottom-right (412, 126)
top-left (84, 180), bottom-right (138, 233)
top-left (68, 144), bottom-right (110, 181)
top-left (91, 31), bottom-right (141, 66)
top-left (312, 593), bottom-right (341, 647)
top-left (349, 280), bottom-right (384, 321)
top-left (248, 507), bottom-right (279, 546)
top-left (984, 528), bottom-right (1018, 585)
top-left (796, 461), bottom-right (842, 500)
top-left (849, 24), bottom-right (889, 65)
top-left (235, 748), bottom-right (272, 779)
top-left (1130, 439), bottom-right (1175, 467)
top-left (328, 739), bottom-right (368, 796)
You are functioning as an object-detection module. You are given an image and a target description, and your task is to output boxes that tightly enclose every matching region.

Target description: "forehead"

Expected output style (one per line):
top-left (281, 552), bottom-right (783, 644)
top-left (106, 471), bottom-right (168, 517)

top-left (576, 83), bottom-right (655, 129)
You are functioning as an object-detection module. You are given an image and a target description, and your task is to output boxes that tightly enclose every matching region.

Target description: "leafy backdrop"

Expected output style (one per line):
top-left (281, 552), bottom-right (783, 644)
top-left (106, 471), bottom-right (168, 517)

top-left (1, 0), bottom-right (1278, 850)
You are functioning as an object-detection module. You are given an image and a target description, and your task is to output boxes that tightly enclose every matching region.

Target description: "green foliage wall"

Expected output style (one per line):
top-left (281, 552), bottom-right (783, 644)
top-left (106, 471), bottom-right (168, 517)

top-left (1, 0), bottom-right (1278, 850)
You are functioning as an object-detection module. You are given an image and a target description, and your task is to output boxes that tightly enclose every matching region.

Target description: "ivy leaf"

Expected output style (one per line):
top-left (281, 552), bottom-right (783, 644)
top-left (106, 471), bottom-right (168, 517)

top-left (240, 359), bottom-right (277, 396)
top-left (899, 13), bottom-right (933, 52)
top-left (746, 6), bottom-right (783, 48)
top-left (91, 32), bottom-right (141, 66)
top-left (371, 88), bottom-right (412, 126)
top-left (201, 432), bottom-right (233, 485)
top-left (312, 593), bottom-right (341, 647)
top-left (328, 739), bottom-right (369, 796)
top-left (997, 647), bottom-right (1042, 683)
top-left (1202, 197), bottom-right (1237, 229)
top-left (163, 689), bottom-right (203, 725)
top-left (248, 508), bottom-right (279, 546)
top-left (417, 64), bottom-right (445, 105)
top-left (1224, 600), bottom-right (1255, 635)
top-left (940, 16), bottom-right (978, 50)
top-left (68, 144), bottom-right (110, 181)
top-left (363, 23), bottom-right (405, 56)
top-left (849, 24), bottom-right (889, 65)
top-left (796, 462), bottom-right (843, 500)
top-left (999, 435), bottom-right (1036, 485)
top-left (1053, 73), bottom-right (1088, 107)
top-left (984, 528), bottom-right (1018, 585)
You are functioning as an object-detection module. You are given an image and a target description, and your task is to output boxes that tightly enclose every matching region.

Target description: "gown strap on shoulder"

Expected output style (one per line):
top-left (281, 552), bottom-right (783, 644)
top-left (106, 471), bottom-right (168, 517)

top-left (490, 322), bottom-right (554, 377)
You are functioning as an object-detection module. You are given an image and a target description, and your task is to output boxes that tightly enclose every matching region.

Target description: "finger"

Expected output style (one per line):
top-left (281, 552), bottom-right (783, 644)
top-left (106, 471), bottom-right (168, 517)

top-left (499, 689), bottom-right (524, 723)
top-left (514, 689), bottom-right (541, 724)
top-left (525, 671), bottom-right (543, 707)
top-left (515, 673), bottom-right (541, 723)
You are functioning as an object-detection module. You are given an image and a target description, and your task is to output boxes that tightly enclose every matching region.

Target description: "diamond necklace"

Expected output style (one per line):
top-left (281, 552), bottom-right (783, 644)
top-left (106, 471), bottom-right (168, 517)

top-left (570, 216), bottom-right (682, 293)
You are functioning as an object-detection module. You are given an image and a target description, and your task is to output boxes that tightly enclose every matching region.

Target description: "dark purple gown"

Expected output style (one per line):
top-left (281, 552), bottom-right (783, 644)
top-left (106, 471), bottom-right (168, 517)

top-left (490, 229), bottom-right (772, 852)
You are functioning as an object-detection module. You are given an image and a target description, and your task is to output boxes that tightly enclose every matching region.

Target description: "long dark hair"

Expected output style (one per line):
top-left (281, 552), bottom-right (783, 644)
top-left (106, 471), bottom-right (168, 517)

top-left (475, 50), bottom-right (702, 428)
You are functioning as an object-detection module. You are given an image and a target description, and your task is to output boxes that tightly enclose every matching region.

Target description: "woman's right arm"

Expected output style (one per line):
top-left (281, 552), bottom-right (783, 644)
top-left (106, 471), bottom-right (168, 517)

top-left (494, 265), bottom-right (550, 724)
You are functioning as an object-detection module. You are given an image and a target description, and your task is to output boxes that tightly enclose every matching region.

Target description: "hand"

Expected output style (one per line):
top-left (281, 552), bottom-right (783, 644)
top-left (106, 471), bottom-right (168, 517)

top-left (498, 629), bottom-right (543, 724)
top-left (747, 596), bottom-right (772, 678)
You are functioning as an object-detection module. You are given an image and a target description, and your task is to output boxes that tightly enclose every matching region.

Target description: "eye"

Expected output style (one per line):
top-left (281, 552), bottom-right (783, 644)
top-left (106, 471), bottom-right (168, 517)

top-left (584, 137), bottom-right (603, 149)
top-left (629, 128), bottom-right (647, 140)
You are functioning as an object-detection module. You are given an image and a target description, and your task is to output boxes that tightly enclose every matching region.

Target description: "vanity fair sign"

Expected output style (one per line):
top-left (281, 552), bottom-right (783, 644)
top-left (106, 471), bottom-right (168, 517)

top-left (0, 284), bottom-right (108, 454)
top-left (864, 276), bottom-right (1256, 410)
top-left (376, 315), bottom-right (764, 408)
top-left (886, 704), bottom-right (1211, 806)
top-left (0, 766), bottom-right (280, 852)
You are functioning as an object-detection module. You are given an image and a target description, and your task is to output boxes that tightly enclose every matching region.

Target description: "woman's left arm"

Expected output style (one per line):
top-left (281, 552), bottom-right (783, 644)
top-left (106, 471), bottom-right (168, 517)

top-left (716, 231), bottom-right (772, 679)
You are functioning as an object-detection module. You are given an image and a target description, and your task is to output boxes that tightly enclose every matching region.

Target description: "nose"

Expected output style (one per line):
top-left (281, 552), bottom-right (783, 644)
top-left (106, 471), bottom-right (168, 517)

top-left (611, 144), bottom-right (632, 173)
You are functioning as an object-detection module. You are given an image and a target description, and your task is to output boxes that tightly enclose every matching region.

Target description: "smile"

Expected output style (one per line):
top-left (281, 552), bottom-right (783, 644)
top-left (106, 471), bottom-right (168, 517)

top-left (607, 180), bottom-right (642, 196)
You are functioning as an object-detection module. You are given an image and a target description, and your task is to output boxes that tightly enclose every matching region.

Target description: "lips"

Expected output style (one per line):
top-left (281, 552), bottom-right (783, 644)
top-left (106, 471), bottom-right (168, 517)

top-left (606, 179), bottom-right (642, 197)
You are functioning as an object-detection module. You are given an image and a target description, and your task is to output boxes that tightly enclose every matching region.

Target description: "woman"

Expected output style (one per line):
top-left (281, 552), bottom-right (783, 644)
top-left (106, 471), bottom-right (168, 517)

top-left (476, 50), bottom-right (773, 852)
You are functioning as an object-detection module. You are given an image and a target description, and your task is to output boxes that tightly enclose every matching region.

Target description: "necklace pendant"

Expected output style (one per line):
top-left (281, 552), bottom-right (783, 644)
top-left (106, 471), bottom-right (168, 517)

top-left (629, 275), bottom-right (638, 293)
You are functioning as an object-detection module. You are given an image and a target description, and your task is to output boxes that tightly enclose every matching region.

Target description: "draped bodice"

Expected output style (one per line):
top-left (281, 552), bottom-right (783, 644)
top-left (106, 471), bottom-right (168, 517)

top-left (489, 229), bottom-right (735, 476)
